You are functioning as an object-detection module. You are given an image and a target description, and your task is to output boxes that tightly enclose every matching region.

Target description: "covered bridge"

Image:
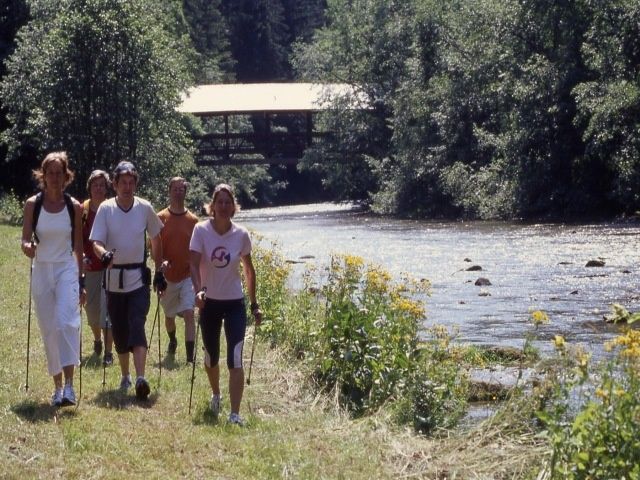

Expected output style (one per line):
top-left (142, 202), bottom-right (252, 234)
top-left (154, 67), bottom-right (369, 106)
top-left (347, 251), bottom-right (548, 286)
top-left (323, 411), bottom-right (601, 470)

top-left (178, 83), bottom-right (366, 165)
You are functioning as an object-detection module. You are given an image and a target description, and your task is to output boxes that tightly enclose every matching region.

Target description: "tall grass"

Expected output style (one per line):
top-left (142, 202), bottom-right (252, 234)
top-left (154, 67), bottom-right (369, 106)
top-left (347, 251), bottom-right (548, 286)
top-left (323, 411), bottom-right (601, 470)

top-left (0, 224), bottom-right (551, 478)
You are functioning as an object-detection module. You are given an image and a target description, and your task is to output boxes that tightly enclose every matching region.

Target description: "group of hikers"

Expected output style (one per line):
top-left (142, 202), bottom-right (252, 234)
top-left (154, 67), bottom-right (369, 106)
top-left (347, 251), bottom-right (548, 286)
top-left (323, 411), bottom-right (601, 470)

top-left (20, 152), bottom-right (262, 426)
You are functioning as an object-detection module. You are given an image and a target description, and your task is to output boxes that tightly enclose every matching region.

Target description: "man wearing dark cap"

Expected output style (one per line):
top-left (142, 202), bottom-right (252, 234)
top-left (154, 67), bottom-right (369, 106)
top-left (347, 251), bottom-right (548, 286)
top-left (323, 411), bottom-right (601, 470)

top-left (90, 161), bottom-right (166, 400)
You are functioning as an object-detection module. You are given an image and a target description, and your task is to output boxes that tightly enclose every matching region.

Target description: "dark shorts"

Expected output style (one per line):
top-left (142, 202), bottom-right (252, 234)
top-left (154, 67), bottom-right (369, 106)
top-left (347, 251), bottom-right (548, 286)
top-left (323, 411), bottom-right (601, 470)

top-left (106, 286), bottom-right (150, 354)
top-left (200, 298), bottom-right (247, 369)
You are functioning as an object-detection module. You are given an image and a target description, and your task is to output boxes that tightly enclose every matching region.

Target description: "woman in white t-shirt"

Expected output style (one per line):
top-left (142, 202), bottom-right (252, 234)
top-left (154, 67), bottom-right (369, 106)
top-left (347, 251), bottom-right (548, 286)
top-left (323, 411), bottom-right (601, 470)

top-left (20, 152), bottom-right (85, 407)
top-left (189, 183), bottom-right (262, 425)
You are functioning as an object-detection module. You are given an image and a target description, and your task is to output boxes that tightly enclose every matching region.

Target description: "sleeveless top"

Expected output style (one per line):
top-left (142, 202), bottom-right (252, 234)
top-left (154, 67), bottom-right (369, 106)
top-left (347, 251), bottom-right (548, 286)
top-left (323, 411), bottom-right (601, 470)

top-left (35, 207), bottom-right (74, 263)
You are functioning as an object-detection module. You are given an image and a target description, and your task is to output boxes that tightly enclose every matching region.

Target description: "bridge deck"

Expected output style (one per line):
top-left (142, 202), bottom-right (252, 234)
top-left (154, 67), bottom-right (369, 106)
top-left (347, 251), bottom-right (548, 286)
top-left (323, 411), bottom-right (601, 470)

top-left (178, 83), bottom-right (365, 165)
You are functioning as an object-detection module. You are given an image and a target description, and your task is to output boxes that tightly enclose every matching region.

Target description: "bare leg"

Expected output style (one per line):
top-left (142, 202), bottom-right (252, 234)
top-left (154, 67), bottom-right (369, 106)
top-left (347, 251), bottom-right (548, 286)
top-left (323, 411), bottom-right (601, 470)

top-left (53, 372), bottom-right (63, 390)
top-left (62, 364), bottom-right (74, 384)
top-left (90, 324), bottom-right (101, 342)
top-left (229, 367), bottom-right (244, 414)
top-left (132, 345), bottom-right (147, 378)
top-left (165, 316), bottom-right (176, 335)
top-left (103, 327), bottom-right (113, 353)
top-left (183, 310), bottom-right (195, 341)
top-left (118, 352), bottom-right (130, 377)
top-left (205, 363), bottom-right (220, 396)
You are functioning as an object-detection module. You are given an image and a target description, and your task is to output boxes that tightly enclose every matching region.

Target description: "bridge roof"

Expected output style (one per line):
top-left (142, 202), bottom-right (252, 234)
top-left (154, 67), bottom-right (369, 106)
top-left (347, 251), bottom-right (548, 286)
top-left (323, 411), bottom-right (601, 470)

top-left (178, 83), bottom-right (366, 115)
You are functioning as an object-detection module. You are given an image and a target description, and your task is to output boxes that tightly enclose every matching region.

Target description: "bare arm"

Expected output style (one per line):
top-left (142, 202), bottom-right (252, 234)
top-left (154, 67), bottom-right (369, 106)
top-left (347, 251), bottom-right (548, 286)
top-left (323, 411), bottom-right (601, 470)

top-left (20, 196), bottom-right (36, 258)
top-left (190, 250), bottom-right (202, 293)
top-left (190, 250), bottom-right (205, 308)
top-left (241, 253), bottom-right (262, 325)
top-left (150, 233), bottom-right (163, 271)
top-left (73, 201), bottom-right (84, 275)
top-left (73, 201), bottom-right (87, 305)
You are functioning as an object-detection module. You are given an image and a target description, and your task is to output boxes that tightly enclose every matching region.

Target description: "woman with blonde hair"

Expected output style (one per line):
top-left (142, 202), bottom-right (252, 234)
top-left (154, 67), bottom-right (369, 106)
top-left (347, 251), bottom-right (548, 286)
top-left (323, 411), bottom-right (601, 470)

top-left (189, 183), bottom-right (262, 425)
top-left (20, 151), bottom-right (85, 406)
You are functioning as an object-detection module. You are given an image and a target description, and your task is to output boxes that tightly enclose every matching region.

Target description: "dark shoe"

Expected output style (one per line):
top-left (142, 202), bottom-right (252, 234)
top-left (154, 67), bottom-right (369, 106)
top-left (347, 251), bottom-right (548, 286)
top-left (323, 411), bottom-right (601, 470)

top-left (135, 377), bottom-right (150, 400)
top-left (167, 337), bottom-right (177, 355)
top-left (94, 340), bottom-right (103, 356)
top-left (103, 351), bottom-right (113, 366)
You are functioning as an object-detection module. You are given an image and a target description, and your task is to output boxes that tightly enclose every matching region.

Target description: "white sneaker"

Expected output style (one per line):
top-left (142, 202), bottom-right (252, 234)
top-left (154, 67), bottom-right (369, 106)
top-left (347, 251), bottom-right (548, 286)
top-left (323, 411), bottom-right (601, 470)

top-left (228, 412), bottom-right (244, 426)
top-left (61, 384), bottom-right (76, 406)
top-left (119, 374), bottom-right (132, 391)
top-left (51, 389), bottom-right (63, 407)
top-left (210, 394), bottom-right (221, 418)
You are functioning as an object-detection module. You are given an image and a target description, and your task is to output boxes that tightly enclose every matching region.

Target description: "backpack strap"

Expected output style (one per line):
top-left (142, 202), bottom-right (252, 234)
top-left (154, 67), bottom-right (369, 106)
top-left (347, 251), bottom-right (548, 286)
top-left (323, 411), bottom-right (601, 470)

top-left (32, 191), bottom-right (76, 249)
top-left (31, 192), bottom-right (44, 244)
top-left (63, 193), bottom-right (76, 250)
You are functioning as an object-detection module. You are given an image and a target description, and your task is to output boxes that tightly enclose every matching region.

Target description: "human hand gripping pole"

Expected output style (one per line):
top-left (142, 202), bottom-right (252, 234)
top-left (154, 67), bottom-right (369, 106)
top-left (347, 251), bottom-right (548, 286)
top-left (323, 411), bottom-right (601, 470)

top-left (189, 287), bottom-right (206, 415)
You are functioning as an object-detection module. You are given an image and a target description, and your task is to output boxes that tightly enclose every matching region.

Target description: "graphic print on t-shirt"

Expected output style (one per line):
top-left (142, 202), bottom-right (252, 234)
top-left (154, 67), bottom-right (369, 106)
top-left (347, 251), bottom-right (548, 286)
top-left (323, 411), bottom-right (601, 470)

top-left (211, 246), bottom-right (231, 268)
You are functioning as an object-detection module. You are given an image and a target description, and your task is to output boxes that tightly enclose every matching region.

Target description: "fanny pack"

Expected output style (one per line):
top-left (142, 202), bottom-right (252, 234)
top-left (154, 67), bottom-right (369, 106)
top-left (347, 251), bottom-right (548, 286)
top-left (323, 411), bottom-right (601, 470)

top-left (104, 263), bottom-right (150, 289)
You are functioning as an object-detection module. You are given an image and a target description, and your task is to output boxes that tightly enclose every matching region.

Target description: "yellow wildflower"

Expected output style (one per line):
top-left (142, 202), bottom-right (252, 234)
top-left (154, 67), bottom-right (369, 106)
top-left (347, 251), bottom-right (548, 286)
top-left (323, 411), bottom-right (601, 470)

top-left (553, 335), bottom-right (566, 350)
top-left (530, 310), bottom-right (550, 327)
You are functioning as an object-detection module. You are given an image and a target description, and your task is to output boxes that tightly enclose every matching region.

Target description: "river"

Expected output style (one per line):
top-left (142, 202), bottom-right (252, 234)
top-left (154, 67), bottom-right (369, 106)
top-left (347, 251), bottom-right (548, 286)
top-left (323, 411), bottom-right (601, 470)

top-left (238, 203), bottom-right (640, 359)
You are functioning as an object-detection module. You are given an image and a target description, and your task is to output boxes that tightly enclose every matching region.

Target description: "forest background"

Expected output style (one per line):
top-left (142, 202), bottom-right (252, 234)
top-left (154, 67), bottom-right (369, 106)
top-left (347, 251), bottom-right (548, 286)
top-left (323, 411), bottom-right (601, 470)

top-left (1, 0), bottom-right (639, 220)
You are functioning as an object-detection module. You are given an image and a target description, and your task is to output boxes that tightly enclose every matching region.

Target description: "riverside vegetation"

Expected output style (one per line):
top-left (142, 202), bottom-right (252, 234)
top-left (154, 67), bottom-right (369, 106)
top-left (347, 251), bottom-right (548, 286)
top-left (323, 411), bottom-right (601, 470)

top-left (1, 222), bottom-right (639, 479)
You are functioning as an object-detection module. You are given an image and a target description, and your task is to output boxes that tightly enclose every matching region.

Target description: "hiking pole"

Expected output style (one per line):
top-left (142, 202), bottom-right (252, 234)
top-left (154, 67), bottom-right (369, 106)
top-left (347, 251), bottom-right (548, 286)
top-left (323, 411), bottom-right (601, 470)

top-left (189, 287), bottom-right (205, 415)
top-left (246, 320), bottom-right (258, 386)
top-left (157, 294), bottom-right (162, 388)
top-left (77, 305), bottom-right (83, 408)
top-left (102, 317), bottom-right (110, 388)
top-left (103, 264), bottom-right (112, 389)
top-left (25, 256), bottom-right (33, 392)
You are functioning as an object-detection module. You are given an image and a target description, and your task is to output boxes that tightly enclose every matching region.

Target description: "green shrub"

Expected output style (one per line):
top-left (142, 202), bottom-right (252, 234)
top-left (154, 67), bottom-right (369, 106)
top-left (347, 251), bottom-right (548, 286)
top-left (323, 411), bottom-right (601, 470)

top-left (312, 255), bottom-right (429, 415)
top-left (249, 234), bottom-right (291, 327)
top-left (540, 328), bottom-right (640, 479)
top-left (255, 248), bottom-right (470, 433)
top-left (0, 190), bottom-right (23, 226)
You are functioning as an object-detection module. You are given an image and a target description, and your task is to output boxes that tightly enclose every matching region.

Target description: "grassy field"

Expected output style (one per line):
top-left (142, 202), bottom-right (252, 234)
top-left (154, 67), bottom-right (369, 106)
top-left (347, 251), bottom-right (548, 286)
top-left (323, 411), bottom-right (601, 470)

top-left (0, 224), bottom-right (547, 479)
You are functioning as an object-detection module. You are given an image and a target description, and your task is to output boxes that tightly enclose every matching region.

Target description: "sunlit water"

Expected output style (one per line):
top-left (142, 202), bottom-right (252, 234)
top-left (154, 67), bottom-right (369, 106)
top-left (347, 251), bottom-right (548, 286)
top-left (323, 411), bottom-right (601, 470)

top-left (237, 203), bottom-right (640, 359)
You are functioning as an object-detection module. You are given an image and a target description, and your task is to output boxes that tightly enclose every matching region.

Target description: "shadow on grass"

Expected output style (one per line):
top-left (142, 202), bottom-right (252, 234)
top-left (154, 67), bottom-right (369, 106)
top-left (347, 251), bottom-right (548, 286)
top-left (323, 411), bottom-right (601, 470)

top-left (91, 389), bottom-right (160, 410)
top-left (11, 399), bottom-right (78, 423)
top-left (80, 353), bottom-right (105, 369)
top-left (152, 353), bottom-right (183, 371)
top-left (192, 406), bottom-right (221, 426)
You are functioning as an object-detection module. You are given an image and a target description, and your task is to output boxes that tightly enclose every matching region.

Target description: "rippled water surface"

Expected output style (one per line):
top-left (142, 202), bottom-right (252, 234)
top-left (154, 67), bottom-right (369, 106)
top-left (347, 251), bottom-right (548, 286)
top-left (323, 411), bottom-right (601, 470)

top-left (238, 203), bottom-right (640, 357)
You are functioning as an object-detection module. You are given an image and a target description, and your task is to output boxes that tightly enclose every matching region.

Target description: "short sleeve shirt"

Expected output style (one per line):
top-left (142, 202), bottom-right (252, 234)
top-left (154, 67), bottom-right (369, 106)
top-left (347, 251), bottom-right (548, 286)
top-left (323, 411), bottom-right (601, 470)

top-left (189, 220), bottom-right (251, 300)
top-left (158, 208), bottom-right (199, 283)
top-left (90, 196), bottom-right (163, 292)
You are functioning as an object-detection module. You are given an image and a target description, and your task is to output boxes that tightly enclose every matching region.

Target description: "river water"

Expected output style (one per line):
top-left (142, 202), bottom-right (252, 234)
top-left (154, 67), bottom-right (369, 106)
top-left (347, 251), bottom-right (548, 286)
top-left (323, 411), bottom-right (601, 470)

top-left (238, 203), bottom-right (640, 359)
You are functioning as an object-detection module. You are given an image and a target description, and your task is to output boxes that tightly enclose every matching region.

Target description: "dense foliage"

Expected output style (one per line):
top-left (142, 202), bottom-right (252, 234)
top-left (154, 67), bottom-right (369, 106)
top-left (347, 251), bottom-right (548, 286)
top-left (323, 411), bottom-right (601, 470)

top-left (295, 0), bottom-right (640, 219)
top-left (1, 0), bottom-right (638, 217)
top-left (0, 0), bottom-right (194, 198)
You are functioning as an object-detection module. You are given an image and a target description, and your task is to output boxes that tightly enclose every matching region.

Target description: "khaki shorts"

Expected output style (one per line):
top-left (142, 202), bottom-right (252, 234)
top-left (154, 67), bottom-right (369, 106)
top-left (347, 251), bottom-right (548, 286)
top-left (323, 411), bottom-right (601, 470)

top-left (84, 270), bottom-right (108, 329)
top-left (160, 277), bottom-right (195, 318)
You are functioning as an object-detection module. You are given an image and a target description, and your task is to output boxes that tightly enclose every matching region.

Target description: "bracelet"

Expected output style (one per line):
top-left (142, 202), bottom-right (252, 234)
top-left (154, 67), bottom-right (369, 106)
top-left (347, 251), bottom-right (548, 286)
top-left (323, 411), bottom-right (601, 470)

top-left (78, 274), bottom-right (86, 290)
top-left (250, 302), bottom-right (260, 312)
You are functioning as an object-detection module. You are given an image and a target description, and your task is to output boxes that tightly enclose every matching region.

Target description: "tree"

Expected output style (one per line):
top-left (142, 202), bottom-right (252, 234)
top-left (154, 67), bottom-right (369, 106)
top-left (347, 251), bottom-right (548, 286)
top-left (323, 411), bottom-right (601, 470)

top-left (183, 0), bottom-right (234, 83)
top-left (572, 0), bottom-right (640, 213)
top-left (1, 0), bottom-right (194, 198)
top-left (0, 0), bottom-right (31, 194)
top-left (221, 0), bottom-right (290, 81)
